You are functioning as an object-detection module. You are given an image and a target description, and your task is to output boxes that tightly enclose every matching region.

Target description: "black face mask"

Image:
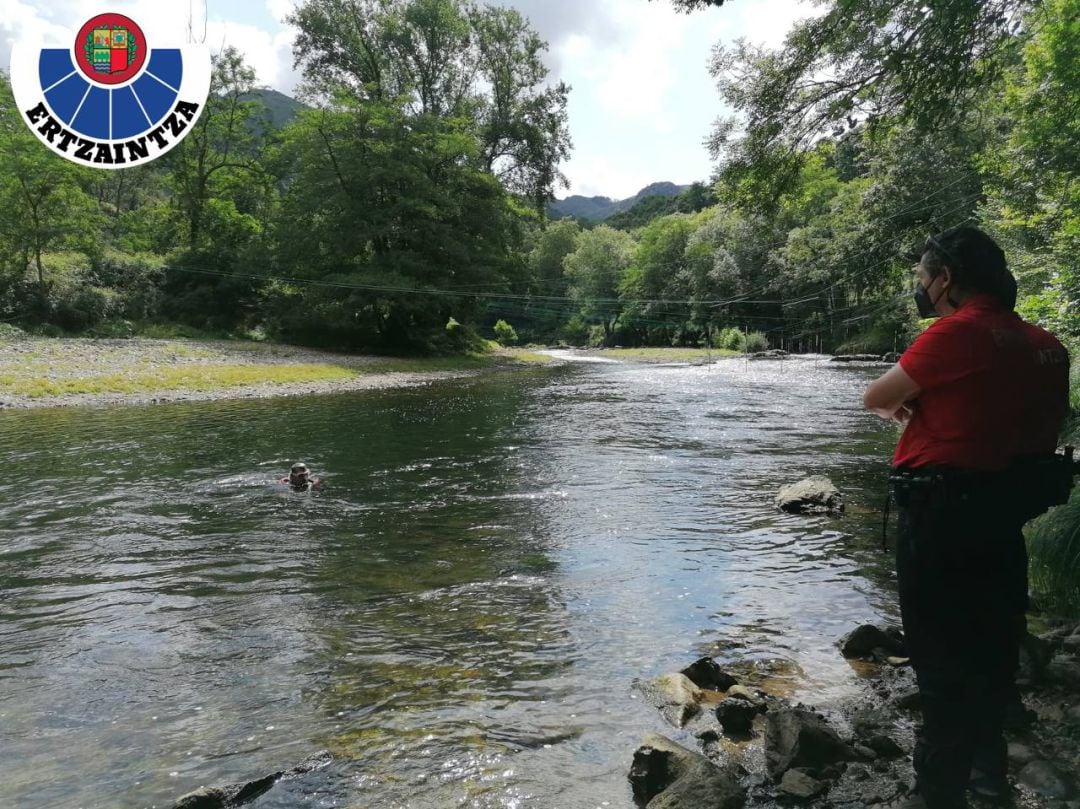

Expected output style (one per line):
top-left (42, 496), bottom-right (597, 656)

top-left (913, 277), bottom-right (944, 319)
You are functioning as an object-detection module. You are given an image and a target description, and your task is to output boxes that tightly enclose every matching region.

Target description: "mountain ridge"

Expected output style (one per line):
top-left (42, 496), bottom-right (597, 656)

top-left (549, 181), bottom-right (689, 222)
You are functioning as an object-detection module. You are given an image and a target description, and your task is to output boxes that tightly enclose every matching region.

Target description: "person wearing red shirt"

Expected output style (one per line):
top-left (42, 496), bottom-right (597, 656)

top-left (864, 227), bottom-right (1069, 809)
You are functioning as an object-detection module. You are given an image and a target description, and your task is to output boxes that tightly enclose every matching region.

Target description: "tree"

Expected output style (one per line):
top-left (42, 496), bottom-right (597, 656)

top-left (562, 226), bottom-right (636, 345)
top-left (271, 98), bottom-right (520, 350)
top-left (529, 218), bottom-right (579, 298)
top-left (289, 0), bottom-right (570, 209)
top-left (665, 0), bottom-right (1032, 203)
top-left (980, 0), bottom-right (1080, 340)
top-left (621, 214), bottom-right (695, 343)
top-left (165, 47), bottom-right (269, 253)
top-left (0, 74), bottom-right (98, 315)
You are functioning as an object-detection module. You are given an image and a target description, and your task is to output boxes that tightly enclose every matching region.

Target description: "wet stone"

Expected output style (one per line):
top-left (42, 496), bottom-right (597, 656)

top-left (775, 476), bottom-right (844, 515)
top-left (893, 688), bottom-right (921, 711)
top-left (840, 625), bottom-right (906, 659)
top-left (779, 769), bottom-right (828, 801)
top-left (716, 698), bottom-right (758, 736)
top-left (764, 708), bottom-right (856, 779)
top-left (865, 734), bottom-right (905, 759)
top-left (680, 657), bottom-right (738, 691)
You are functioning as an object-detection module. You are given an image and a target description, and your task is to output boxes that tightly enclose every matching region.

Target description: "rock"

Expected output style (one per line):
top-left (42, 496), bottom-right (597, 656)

top-left (716, 698), bottom-right (759, 736)
top-left (1047, 657), bottom-right (1080, 689)
top-left (893, 689), bottom-right (921, 711)
top-left (725, 685), bottom-right (760, 704)
top-left (846, 763), bottom-right (871, 781)
top-left (680, 657), bottom-right (738, 691)
top-left (641, 673), bottom-right (707, 728)
top-left (764, 709), bottom-right (857, 779)
top-left (1008, 742), bottom-right (1037, 766)
top-left (840, 625), bottom-right (906, 659)
top-left (1019, 632), bottom-right (1054, 685)
top-left (854, 744), bottom-right (878, 761)
top-left (174, 787), bottom-right (232, 809)
top-left (779, 769), bottom-right (827, 800)
top-left (775, 476), bottom-right (844, 515)
top-left (830, 354), bottom-right (884, 363)
top-left (865, 735), bottom-right (904, 759)
top-left (1063, 634), bottom-right (1080, 654)
top-left (882, 352), bottom-right (901, 363)
top-left (1018, 760), bottom-right (1072, 799)
top-left (1068, 705), bottom-right (1080, 722)
top-left (628, 733), bottom-right (746, 809)
top-left (172, 751), bottom-right (332, 809)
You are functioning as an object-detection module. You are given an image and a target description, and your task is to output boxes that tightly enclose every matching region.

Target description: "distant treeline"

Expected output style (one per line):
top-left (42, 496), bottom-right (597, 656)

top-left (0, 0), bottom-right (1076, 357)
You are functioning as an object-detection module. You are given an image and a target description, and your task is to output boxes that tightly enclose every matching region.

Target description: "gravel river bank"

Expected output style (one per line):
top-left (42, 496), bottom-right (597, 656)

top-left (0, 337), bottom-right (554, 409)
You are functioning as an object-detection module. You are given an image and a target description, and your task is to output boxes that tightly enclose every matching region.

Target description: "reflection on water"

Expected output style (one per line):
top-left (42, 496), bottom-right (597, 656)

top-left (0, 358), bottom-right (898, 808)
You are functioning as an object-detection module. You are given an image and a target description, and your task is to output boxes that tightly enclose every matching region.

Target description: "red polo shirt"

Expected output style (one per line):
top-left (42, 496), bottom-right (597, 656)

top-left (894, 294), bottom-right (1069, 470)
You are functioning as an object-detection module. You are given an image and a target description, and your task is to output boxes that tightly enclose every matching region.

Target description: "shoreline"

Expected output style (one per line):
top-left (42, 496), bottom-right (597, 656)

top-left (0, 337), bottom-right (559, 410)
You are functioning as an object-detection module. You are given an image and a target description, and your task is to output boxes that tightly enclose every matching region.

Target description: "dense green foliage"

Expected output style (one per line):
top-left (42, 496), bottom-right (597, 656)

top-left (0, 0), bottom-right (1075, 367)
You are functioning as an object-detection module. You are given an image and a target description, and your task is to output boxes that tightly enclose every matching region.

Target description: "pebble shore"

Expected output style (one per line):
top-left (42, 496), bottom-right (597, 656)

top-left (0, 338), bottom-right (540, 410)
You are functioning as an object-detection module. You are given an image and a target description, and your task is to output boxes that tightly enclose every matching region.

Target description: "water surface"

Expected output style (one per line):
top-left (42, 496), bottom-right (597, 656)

top-left (0, 357), bottom-right (898, 808)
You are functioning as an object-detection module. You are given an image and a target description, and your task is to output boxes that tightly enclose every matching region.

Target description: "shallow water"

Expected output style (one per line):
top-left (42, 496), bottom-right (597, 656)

top-left (0, 357), bottom-right (900, 808)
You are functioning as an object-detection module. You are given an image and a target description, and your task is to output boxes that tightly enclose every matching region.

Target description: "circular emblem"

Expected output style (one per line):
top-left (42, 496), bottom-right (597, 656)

top-left (10, 13), bottom-right (210, 169)
top-left (74, 13), bottom-right (147, 86)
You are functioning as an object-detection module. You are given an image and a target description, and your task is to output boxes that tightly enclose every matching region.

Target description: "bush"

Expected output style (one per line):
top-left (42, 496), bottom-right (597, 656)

top-left (714, 327), bottom-right (743, 351)
top-left (0, 323), bottom-right (26, 340)
top-left (53, 287), bottom-right (116, 331)
top-left (85, 320), bottom-right (136, 338)
top-left (740, 331), bottom-right (769, 353)
top-left (1027, 492), bottom-right (1080, 617)
top-left (559, 316), bottom-right (590, 346)
top-left (493, 319), bottom-right (518, 346)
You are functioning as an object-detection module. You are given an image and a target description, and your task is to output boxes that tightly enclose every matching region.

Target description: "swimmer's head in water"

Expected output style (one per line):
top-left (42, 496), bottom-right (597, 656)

top-left (289, 462), bottom-right (311, 487)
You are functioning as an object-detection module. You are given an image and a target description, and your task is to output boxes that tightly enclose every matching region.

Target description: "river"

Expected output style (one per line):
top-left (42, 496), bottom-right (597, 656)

top-left (0, 355), bottom-right (900, 808)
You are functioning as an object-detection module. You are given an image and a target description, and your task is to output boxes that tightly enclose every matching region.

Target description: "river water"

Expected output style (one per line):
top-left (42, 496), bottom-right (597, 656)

top-left (0, 356), bottom-right (901, 809)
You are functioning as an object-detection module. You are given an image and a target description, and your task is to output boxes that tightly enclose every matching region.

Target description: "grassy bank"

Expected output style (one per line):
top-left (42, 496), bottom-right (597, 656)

top-left (589, 347), bottom-right (741, 362)
top-left (0, 364), bottom-right (358, 398)
top-left (0, 338), bottom-right (555, 403)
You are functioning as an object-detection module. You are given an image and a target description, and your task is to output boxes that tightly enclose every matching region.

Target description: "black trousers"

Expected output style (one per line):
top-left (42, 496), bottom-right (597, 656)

top-left (895, 494), bottom-right (1027, 808)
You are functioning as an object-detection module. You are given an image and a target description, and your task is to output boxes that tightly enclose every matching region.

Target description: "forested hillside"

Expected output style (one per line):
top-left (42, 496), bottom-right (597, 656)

top-left (0, 0), bottom-right (1076, 358)
top-left (549, 181), bottom-right (687, 222)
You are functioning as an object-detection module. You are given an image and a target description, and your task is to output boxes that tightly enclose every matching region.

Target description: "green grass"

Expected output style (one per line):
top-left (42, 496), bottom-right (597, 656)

top-left (1, 363), bottom-right (359, 398)
top-left (598, 347), bottom-right (740, 361)
top-left (363, 350), bottom-right (553, 374)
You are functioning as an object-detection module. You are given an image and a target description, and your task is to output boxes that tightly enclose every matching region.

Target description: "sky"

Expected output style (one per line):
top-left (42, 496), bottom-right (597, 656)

top-left (1, 0), bottom-right (814, 199)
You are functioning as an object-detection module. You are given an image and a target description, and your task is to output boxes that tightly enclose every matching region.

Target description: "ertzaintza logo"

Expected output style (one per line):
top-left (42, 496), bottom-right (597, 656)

top-left (9, 12), bottom-right (211, 169)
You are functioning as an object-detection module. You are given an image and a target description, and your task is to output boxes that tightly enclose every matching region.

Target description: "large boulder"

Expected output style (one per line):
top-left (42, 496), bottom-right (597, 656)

top-left (629, 733), bottom-right (746, 809)
top-left (680, 657), bottom-right (738, 691)
top-left (775, 477), bottom-right (844, 515)
top-left (764, 709), bottom-right (857, 780)
top-left (839, 625), bottom-right (906, 660)
top-left (640, 673), bottom-right (707, 728)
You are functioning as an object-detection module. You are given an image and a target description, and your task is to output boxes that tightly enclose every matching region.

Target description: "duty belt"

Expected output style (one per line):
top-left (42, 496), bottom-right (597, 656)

top-left (880, 449), bottom-right (1079, 551)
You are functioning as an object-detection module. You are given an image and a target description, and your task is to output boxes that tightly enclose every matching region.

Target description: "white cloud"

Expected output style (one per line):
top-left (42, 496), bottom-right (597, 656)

top-left (265, 0), bottom-right (297, 25)
top-left (205, 17), bottom-right (298, 92)
top-left (1, 0), bottom-right (819, 198)
top-left (565, 153), bottom-right (659, 200)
